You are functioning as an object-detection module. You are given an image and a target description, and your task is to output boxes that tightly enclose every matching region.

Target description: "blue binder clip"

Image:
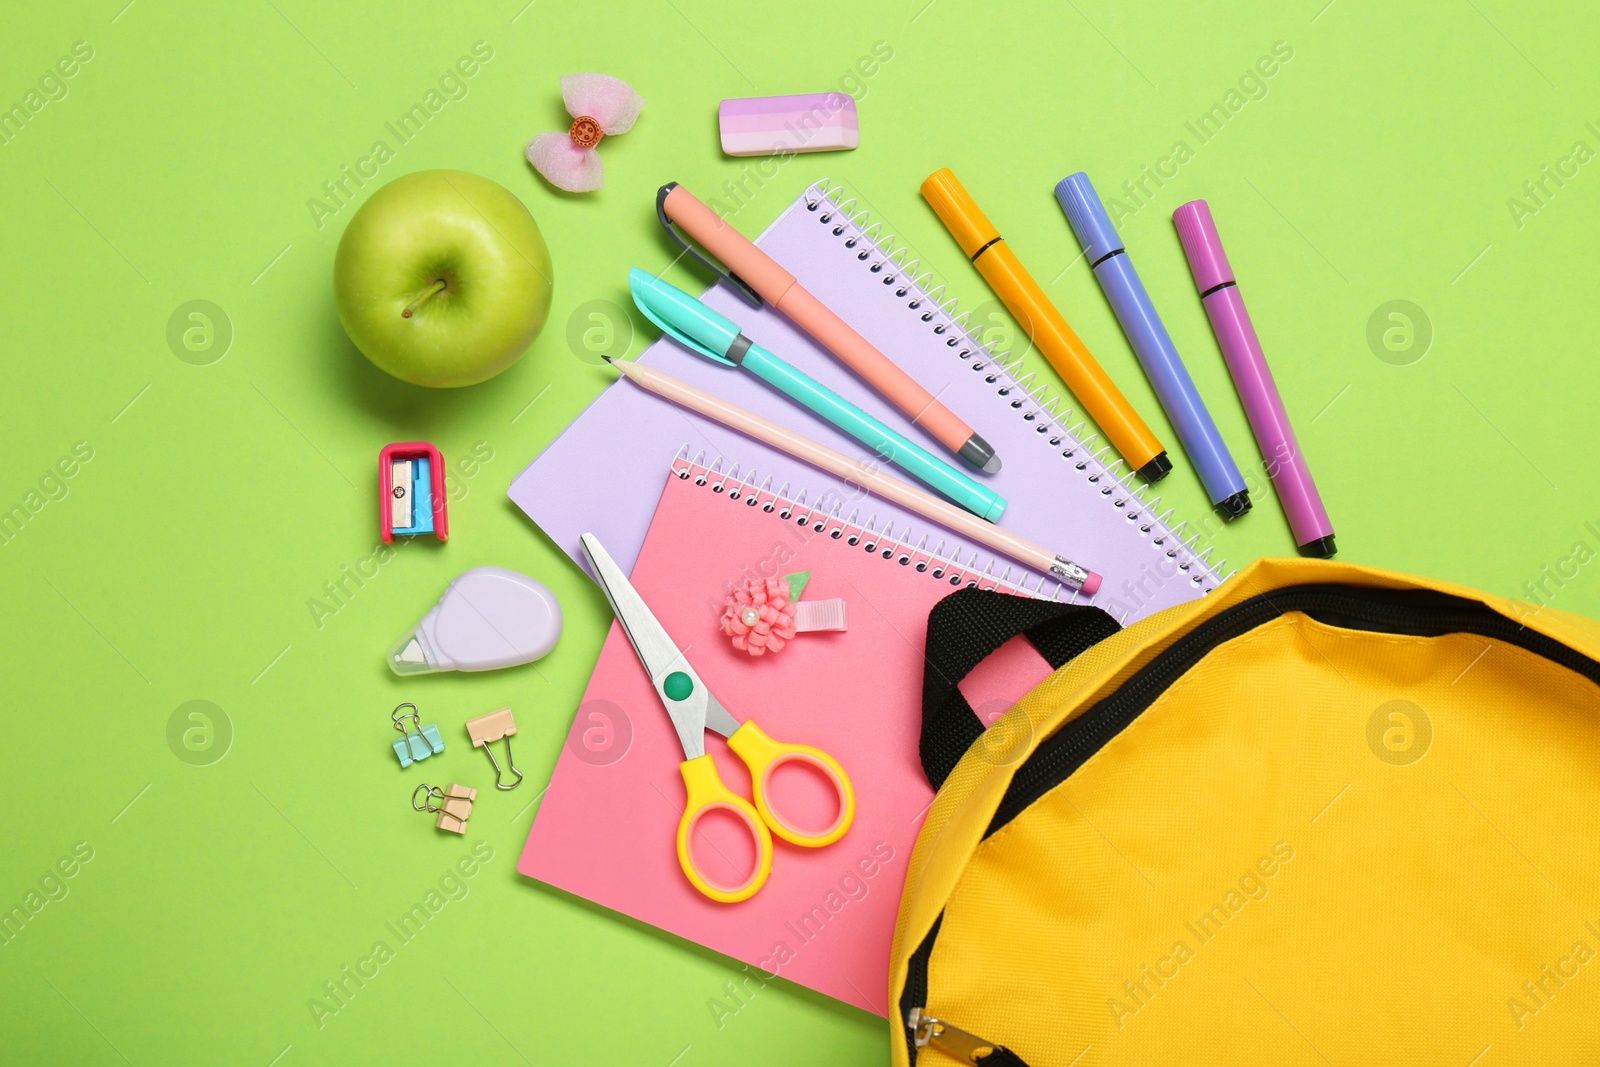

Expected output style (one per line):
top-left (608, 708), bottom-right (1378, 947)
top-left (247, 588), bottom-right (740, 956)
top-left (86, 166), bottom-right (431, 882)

top-left (391, 702), bottom-right (444, 768)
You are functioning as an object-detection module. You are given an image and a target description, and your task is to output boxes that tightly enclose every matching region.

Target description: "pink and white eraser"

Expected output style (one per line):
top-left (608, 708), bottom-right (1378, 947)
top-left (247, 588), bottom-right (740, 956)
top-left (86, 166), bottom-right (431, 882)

top-left (718, 93), bottom-right (859, 157)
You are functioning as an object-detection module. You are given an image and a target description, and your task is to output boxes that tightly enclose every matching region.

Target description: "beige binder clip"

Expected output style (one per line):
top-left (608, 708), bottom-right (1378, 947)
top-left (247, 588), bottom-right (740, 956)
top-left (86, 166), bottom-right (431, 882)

top-left (413, 783), bottom-right (476, 834)
top-left (465, 708), bottom-right (523, 790)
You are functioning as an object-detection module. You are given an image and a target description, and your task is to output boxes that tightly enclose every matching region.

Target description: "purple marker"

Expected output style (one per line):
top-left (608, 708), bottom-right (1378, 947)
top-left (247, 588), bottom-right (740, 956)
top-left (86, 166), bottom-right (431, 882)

top-left (1173, 200), bottom-right (1336, 557)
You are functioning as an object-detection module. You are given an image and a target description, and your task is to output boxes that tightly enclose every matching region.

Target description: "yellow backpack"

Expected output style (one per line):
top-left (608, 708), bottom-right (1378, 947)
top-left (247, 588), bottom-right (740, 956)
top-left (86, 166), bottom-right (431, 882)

top-left (891, 559), bottom-right (1600, 1065)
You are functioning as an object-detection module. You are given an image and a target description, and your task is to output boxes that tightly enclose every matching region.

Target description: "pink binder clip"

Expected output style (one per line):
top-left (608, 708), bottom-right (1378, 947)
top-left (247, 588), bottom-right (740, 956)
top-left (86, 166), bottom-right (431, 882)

top-left (380, 442), bottom-right (448, 543)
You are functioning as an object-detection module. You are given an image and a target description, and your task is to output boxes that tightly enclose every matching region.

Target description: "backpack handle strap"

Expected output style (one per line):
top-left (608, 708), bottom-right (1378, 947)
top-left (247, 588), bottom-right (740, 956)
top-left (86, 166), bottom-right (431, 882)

top-left (920, 588), bottom-right (1121, 791)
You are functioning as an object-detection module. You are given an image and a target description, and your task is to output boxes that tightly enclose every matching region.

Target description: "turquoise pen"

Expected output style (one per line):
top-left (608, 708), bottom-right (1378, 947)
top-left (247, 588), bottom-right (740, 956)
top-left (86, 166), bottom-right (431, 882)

top-left (628, 268), bottom-right (1006, 521)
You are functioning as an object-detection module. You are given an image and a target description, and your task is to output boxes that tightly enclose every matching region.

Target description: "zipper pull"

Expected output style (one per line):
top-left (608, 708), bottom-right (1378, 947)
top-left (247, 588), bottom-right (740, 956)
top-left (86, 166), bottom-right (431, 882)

top-left (907, 1007), bottom-right (1001, 1063)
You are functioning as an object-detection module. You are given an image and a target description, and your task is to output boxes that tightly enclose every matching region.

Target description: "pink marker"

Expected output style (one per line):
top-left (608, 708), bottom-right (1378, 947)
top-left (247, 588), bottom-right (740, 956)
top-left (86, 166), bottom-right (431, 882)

top-left (1173, 201), bottom-right (1336, 557)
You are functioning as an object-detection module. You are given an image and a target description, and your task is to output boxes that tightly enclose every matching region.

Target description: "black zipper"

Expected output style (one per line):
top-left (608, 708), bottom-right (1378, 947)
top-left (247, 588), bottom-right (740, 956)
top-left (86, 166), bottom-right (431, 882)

top-left (901, 582), bottom-right (1600, 1062)
top-left (899, 916), bottom-right (941, 1063)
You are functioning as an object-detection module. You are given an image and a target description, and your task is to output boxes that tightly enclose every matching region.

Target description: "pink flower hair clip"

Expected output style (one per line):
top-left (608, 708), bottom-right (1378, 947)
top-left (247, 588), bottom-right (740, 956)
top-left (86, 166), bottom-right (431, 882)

top-left (525, 73), bottom-right (645, 193)
top-left (720, 571), bottom-right (847, 658)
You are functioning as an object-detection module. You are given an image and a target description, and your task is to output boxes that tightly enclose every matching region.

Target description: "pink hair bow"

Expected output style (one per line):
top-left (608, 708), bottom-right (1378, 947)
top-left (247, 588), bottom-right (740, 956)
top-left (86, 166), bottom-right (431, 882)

top-left (526, 74), bottom-right (644, 192)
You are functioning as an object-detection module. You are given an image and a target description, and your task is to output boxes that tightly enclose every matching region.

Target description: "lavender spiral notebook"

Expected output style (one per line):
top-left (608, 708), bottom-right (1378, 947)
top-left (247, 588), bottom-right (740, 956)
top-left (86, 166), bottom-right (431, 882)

top-left (509, 181), bottom-right (1227, 621)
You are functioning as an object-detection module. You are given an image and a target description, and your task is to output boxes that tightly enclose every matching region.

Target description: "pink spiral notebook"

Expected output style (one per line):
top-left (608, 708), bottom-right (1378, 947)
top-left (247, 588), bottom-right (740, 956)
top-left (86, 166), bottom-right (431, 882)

top-left (518, 459), bottom-right (1057, 1015)
top-left (509, 180), bottom-right (1227, 621)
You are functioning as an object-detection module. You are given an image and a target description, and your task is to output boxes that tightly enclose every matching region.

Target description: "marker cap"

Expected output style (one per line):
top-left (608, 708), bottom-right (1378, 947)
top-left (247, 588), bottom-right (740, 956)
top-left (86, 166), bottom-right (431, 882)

top-left (1053, 172), bottom-right (1125, 263)
top-left (629, 268), bottom-right (742, 365)
top-left (1172, 200), bottom-right (1236, 294)
top-left (920, 168), bottom-right (1000, 258)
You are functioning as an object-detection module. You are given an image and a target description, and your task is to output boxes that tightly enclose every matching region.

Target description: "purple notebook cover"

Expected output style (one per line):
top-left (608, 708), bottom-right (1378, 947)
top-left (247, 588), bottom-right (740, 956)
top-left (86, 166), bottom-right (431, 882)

top-left (509, 182), bottom-right (1225, 621)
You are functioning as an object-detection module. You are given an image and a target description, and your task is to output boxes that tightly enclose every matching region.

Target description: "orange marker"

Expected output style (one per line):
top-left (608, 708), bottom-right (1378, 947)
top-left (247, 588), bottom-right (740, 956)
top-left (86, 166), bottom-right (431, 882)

top-left (920, 169), bottom-right (1171, 482)
top-left (657, 182), bottom-right (1002, 473)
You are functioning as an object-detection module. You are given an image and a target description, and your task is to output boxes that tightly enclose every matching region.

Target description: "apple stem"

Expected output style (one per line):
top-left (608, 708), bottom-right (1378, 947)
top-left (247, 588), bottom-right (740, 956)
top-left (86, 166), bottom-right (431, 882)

top-left (401, 278), bottom-right (448, 319)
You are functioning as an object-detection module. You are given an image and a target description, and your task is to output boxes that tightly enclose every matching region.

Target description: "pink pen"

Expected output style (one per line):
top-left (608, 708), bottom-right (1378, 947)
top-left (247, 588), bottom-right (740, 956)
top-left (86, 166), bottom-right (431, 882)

top-left (1173, 201), bottom-right (1336, 557)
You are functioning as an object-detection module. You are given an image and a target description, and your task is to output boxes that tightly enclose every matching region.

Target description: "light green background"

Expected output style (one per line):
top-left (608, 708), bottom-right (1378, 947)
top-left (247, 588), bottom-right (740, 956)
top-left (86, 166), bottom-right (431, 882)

top-left (3, 1), bottom-right (1597, 1063)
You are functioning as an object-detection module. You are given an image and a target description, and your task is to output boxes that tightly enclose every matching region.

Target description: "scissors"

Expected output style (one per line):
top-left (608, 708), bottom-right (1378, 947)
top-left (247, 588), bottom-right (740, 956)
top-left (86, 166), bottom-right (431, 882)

top-left (579, 533), bottom-right (855, 903)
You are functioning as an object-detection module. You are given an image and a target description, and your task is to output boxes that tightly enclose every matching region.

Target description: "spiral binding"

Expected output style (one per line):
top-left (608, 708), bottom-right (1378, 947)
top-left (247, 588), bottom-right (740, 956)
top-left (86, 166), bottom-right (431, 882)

top-left (670, 453), bottom-right (1052, 600)
top-left (797, 179), bottom-right (1230, 604)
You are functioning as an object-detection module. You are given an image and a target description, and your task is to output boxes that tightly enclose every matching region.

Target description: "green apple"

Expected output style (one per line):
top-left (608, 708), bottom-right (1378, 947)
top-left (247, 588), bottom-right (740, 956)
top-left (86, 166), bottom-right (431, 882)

top-left (334, 169), bottom-right (553, 387)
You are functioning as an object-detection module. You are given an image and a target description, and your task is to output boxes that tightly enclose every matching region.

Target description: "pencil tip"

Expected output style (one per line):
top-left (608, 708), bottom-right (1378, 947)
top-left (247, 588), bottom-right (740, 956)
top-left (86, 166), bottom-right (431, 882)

top-left (599, 354), bottom-right (614, 363)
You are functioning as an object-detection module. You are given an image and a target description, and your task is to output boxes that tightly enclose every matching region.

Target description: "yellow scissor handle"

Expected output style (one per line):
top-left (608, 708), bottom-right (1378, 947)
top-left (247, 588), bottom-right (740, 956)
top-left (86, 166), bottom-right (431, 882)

top-left (728, 721), bottom-right (856, 848)
top-left (675, 755), bottom-right (773, 904)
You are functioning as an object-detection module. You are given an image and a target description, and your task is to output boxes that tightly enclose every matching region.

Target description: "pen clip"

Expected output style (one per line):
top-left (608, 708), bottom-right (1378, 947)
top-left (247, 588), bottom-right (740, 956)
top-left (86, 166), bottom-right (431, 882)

top-left (656, 183), bottom-right (762, 309)
top-left (627, 269), bottom-right (737, 367)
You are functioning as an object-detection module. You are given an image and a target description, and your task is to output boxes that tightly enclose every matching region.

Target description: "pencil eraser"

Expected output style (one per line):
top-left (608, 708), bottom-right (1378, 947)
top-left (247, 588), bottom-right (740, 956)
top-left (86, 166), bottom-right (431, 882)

top-left (1081, 572), bottom-right (1102, 597)
top-left (718, 93), bottom-right (859, 157)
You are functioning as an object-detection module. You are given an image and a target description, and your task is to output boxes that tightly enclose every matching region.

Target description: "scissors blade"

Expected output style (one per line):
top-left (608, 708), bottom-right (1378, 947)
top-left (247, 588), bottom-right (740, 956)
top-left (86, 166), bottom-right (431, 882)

top-left (579, 533), bottom-right (709, 759)
top-left (702, 691), bottom-right (741, 740)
